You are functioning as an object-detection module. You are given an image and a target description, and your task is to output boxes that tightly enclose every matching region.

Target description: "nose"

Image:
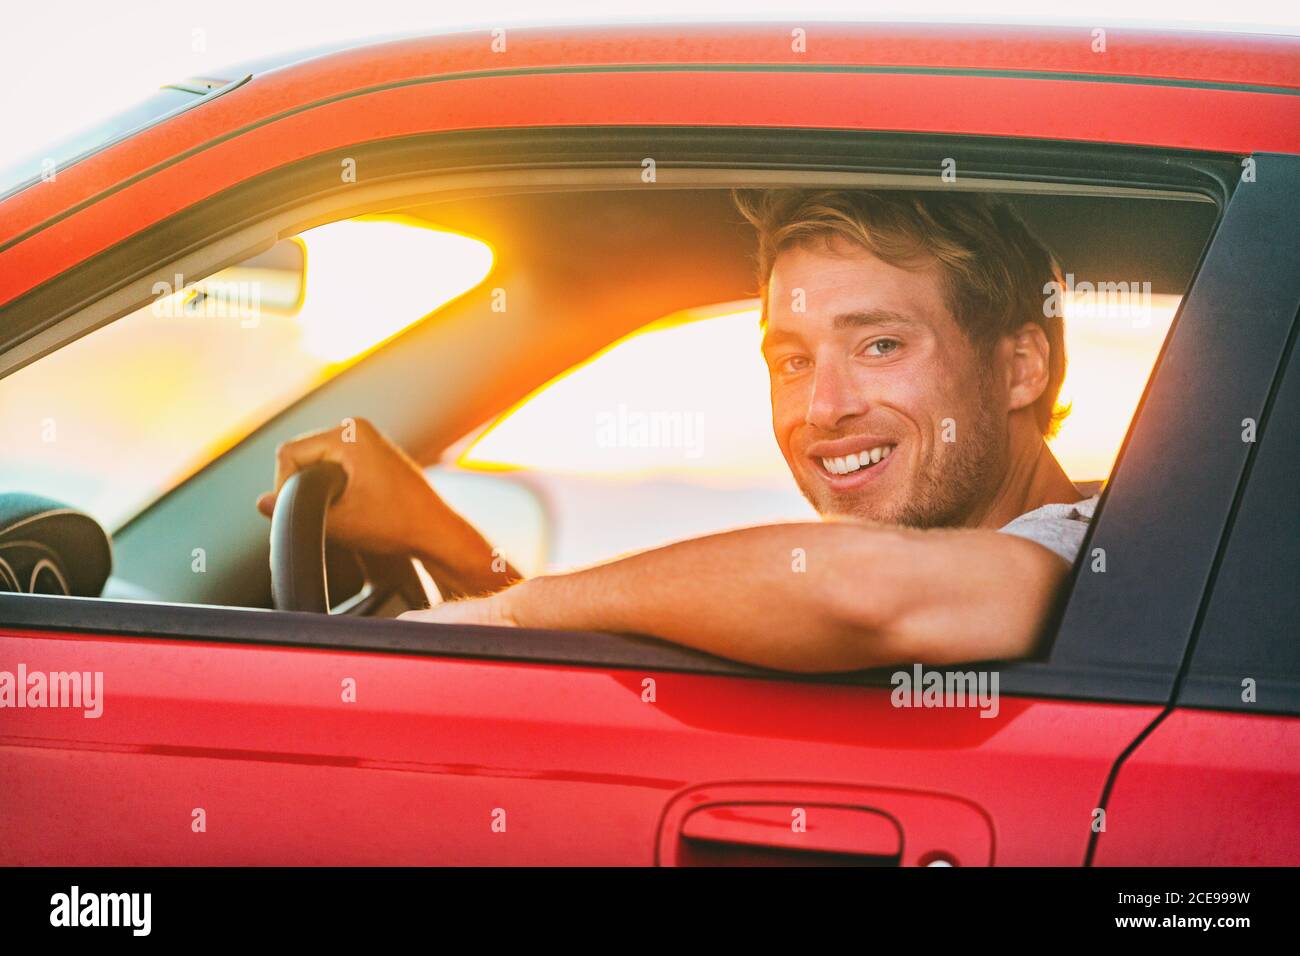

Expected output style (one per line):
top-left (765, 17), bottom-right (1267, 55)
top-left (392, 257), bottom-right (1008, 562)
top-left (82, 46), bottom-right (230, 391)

top-left (805, 358), bottom-right (870, 432)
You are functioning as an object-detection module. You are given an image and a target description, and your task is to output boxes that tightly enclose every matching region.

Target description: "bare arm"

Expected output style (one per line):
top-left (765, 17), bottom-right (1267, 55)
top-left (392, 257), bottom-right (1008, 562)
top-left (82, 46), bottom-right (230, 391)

top-left (411, 513), bottom-right (521, 599)
top-left (257, 417), bottom-right (520, 600)
top-left (402, 520), bottom-right (1070, 673)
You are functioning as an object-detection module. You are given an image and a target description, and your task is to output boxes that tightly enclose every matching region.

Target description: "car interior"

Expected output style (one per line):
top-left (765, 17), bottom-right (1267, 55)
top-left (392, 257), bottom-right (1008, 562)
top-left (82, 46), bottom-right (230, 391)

top-left (0, 179), bottom-right (1219, 623)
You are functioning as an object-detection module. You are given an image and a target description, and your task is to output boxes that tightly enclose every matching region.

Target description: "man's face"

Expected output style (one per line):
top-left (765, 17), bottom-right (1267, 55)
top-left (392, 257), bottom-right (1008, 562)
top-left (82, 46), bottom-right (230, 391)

top-left (762, 237), bottom-right (1009, 528)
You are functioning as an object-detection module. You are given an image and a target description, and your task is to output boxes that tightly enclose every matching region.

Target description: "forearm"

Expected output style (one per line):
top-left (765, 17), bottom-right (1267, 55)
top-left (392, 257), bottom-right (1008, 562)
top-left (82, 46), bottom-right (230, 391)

top-left (406, 519), bottom-right (1066, 672)
top-left (504, 522), bottom-right (904, 672)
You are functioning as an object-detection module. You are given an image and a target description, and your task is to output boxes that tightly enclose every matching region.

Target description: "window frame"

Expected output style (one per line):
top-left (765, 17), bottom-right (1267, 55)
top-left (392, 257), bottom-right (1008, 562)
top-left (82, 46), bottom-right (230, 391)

top-left (0, 126), bottom-right (1276, 707)
top-left (1175, 304), bottom-right (1300, 717)
top-left (1035, 152), bottom-right (1300, 703)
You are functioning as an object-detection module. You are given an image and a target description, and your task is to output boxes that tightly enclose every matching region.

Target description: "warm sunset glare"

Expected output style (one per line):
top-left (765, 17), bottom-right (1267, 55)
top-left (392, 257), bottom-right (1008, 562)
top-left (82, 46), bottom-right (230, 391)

top-left (1052, 292), bottom-right (1182, 479)
top-left (460, 294), bottom-right (1181, 485)
top-left (462, 306), bottom-right (783, 483)
top-left (297, 219), bottom-right (494, 363)
top-left (0, 219), bottom-right (493, 529)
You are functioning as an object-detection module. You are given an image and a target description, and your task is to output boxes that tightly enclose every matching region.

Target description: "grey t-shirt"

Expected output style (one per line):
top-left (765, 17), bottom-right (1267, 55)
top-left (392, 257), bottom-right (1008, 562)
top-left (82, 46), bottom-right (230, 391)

top-left (999, 495), bottom-right (1099, 564)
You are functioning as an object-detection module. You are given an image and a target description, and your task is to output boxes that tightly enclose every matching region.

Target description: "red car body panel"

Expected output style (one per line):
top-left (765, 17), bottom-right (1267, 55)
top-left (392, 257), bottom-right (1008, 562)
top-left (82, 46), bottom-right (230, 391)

top-left (1, 23), bottom-right (1297, 865)
top-left (1094, 710), bottom-right (1300, 866)
top-left (0, 631), bottom-right (1156, 865)
top-left (2, 24), bottom-right (1299, 306)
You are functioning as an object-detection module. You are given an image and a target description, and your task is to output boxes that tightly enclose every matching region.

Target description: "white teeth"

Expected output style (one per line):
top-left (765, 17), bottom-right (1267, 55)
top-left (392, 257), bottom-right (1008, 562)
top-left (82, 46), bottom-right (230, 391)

top-left (821, 444), bottom-right (895, 476)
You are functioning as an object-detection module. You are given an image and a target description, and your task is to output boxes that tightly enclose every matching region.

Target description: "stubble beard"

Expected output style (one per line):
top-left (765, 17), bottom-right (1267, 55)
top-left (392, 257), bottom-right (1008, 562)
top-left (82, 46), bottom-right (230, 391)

top-left (891, 399), bottom-right (1006, 529)
top-left (801, 377), bottom-right (1008, 530)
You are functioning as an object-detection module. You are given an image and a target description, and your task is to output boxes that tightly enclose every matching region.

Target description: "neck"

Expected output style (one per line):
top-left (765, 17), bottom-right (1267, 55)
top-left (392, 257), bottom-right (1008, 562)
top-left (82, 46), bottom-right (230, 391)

top-left (969, 426), bottom-right (1082, 530)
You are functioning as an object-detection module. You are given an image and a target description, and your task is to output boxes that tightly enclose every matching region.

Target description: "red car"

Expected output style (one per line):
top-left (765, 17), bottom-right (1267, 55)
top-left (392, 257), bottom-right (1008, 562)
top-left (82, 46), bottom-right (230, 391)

top-left (1, 22), bottom-right (1298, 866)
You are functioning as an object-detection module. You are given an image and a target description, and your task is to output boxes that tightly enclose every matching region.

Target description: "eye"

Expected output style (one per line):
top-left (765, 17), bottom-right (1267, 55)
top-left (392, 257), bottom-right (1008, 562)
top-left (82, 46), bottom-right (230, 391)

top-left (864, 338), bottom-right (900, 357)
top-left (778, 354), bottom-right (811, 374)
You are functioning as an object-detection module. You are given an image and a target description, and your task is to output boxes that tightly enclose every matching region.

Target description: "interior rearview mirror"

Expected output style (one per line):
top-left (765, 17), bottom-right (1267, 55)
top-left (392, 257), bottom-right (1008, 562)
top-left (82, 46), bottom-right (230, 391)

top-left (183, 237), bottom-right (307, 320)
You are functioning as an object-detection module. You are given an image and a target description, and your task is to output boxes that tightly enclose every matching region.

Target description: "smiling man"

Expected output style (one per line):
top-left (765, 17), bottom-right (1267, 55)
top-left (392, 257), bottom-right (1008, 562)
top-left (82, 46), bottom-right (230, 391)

top-left (257, 189), bottom-right (1098, 672)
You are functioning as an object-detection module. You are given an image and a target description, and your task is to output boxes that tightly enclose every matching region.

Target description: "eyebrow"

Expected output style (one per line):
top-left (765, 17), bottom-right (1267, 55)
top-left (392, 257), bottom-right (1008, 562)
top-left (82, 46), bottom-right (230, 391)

top-left (832, 309), bottom-right (918, 331)
top-left (761, 308), bottom-right (918, 353)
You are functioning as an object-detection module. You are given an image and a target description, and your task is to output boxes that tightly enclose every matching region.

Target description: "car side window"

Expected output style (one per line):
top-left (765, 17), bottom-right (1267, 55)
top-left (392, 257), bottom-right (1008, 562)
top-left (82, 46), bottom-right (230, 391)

top-left (441, 266), bottom-right (1184, 573)
top-left (1179, 322), bottom-right (1300, 713)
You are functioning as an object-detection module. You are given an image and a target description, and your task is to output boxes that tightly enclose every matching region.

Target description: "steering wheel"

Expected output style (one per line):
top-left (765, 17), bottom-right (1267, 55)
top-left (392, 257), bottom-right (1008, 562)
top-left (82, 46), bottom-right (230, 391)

top-left (0, 493), bottom-right (111, 597)
top-left (269, 461), bottom-right (429, 614)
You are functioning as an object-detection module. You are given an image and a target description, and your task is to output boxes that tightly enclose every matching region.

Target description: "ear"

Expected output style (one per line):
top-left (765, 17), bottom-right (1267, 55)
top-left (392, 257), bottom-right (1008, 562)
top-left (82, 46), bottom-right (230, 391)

top-left (1004, 322), bottom-right (1051, 413)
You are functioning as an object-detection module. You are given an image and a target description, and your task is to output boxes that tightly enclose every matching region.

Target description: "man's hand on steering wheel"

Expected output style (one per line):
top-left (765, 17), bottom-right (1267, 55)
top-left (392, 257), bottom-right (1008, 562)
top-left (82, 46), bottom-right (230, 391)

top-left (257, 417), bottom-right (445, 556)
top-left (257, 417), bottom-right (521, 602)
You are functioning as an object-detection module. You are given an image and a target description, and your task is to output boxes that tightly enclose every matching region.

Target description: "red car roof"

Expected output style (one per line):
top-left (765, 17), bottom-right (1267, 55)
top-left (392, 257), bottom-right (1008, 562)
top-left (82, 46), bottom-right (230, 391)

top-left (2, 22), bottom-right (1298, 308)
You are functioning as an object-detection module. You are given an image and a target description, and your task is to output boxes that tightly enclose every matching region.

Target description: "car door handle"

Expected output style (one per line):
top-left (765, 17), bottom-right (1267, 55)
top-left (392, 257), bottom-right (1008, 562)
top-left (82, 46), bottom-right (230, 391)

top-left (677, 803), bottom-right (903, 866)
top-left (659, 784), bottom-right (994, 866)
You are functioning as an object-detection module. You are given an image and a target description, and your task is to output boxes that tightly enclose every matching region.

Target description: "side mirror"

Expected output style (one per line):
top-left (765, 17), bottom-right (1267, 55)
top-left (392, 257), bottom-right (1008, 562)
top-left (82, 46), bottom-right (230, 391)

top-left (423, 466), bottom-right (551, 580)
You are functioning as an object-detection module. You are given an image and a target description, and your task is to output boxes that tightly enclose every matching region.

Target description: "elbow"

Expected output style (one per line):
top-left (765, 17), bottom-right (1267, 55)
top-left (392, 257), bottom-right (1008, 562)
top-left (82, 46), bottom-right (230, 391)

top-left (809, 529), bottom-right (915, 671)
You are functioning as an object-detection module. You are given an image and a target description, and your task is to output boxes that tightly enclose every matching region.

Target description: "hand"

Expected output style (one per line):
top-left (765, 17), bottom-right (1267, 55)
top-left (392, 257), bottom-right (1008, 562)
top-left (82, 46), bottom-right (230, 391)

top-left (256, 416), bottom-right (449, 556)
top-left (258, 416), bottom-right (524, 598)
top-left (399, 590), bottom-right (521, 628)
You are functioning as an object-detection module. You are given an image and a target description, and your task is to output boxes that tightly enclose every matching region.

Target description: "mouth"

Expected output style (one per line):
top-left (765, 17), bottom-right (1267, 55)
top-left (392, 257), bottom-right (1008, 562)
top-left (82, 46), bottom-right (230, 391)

top-left (809, 442), bottom-right (898, 488)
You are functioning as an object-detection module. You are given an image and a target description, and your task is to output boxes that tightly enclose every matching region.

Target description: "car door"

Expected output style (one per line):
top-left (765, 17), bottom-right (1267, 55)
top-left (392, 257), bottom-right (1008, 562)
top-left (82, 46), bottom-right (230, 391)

top-left (0, 151), bottom-right (1283, 867)
top-left (2, 44), bottom-right (1297, 866)
top-left (0, 615), bottom-right (1139, 865)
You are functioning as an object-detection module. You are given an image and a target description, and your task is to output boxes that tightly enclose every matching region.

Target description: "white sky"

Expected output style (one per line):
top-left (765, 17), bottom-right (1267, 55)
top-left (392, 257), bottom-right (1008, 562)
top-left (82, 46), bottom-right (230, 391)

top-left (2, 0), bottom-right (1297, 171)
